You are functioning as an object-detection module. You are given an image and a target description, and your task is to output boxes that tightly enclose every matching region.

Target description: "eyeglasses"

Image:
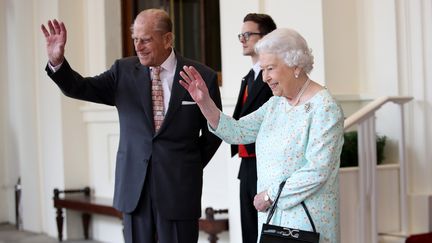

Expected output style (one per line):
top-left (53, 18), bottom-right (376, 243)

top-left (237, 32), bottom-right (263, 41)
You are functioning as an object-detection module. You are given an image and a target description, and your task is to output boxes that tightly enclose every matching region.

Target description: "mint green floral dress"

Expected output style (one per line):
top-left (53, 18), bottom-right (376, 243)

top-left (212, 89), bottom-right (344, 243)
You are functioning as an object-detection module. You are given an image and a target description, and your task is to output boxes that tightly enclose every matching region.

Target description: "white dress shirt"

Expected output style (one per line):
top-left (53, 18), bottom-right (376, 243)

top-left (252, 61), bottom-right (261, 80)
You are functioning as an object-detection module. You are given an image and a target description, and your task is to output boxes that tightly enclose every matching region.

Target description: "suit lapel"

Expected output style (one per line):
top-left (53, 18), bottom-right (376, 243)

top-left (133, 62), bottom-right (155, 131)
top-left (233, 74), bottom-right (248, 119)
top-left (242, 71), bottom-right (266, 114)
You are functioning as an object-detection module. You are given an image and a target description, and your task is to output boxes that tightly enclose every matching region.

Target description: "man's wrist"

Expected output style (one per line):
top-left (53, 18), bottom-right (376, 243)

top-left (48, 59), bottom-right (64, 72)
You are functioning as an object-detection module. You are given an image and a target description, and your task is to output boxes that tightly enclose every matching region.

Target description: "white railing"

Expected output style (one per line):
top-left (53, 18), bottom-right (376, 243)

top-left (343, 96), bottom-right (413, 243)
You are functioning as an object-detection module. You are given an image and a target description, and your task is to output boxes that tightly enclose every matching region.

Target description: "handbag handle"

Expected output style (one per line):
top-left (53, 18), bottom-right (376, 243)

top-left (265, 181), bottom-right (317, 233)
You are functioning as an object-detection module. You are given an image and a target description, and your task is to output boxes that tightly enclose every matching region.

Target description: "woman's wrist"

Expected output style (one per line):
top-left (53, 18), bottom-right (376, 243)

top-left (264, 190), bottom-right (273, 203)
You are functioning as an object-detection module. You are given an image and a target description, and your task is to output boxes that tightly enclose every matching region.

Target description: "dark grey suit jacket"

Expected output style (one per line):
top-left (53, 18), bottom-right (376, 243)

top-left (46, 53), bottom-right (222, 220)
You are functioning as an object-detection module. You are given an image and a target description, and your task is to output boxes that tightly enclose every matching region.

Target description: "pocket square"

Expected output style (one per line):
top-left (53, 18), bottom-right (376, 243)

top-left (181, 101), bottom-right (197, 105)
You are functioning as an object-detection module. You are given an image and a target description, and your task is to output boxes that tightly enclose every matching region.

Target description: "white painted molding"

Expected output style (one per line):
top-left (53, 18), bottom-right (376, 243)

top-left (80, 104), bottom-right (118, 123)
top-left (333, 94), bottom-right (374, 102)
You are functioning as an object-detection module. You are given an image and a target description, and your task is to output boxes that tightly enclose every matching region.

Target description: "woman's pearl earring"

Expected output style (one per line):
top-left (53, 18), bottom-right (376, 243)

top-left (295, 74), bottom-right (299, 78)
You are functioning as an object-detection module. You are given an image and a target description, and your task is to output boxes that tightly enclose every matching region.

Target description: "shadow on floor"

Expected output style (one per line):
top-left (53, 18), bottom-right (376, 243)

top-left (0, 223), bottom-right (101, 243)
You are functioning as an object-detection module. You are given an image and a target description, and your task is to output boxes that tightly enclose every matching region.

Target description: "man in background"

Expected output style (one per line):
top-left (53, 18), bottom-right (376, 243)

top-left (232, 13), bottom-right (276, 243)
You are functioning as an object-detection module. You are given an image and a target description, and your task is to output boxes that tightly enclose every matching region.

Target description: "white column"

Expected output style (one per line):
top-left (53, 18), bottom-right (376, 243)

top-left (396, 0), bottom-right (432, 194)
top-left (398, 105), bottom-right (409, 234)
top-left (0, 0), bottom-right (11, 224)
top-left (357, 116), bottom-right (378, 243)
top-left (396, 0), bottom-right (432, 234)
top-left (4, 0), bottom-right (43, 232)
top-left (33, 0), bottom-right (67, 237)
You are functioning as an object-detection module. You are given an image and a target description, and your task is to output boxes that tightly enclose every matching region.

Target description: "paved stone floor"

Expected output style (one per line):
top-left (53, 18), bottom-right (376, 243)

top-left (0, 223), bottom-right (101, 243)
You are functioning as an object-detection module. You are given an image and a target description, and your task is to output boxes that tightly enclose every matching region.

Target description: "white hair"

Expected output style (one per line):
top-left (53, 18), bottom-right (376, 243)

top-left (255, 28), bottom-right (314, 74)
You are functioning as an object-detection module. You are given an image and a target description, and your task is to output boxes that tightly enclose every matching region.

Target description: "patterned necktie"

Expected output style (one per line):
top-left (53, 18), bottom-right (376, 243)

top-left (151, 66), bottom-right (164, 132)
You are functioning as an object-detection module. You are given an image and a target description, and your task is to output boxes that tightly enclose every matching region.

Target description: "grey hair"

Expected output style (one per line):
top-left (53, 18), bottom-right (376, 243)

top-left (255, 28), bottom-right (314, 74)
top-left (130, 8), bottom-right (173, 34)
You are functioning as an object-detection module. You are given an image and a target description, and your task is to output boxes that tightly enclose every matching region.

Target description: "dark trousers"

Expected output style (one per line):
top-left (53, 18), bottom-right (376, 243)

top-left (122, 162), bottom-right (199, 243)
top-left (239, 157), bottom-right (258, 243)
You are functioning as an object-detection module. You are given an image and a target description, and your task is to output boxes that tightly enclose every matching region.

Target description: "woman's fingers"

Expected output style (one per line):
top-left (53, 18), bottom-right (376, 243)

top-left (179, 75), bottom-right (190, 89)
top-left (181, 66), bottom-right (202, 86)
top-left (179, 70), bottom-right (192, 84)
top-left (180, 67), bottom-right (196, 91)
top-left (182, 66), bottom-right (195, 82)
top-left (182, 66), bottom-right (202, 82)
top-left (179, 80), bottom-right (188, 90)
top-left (187, 66), bottom-right (204, 83)
top-left (180, 66), bottom-right (209, 96)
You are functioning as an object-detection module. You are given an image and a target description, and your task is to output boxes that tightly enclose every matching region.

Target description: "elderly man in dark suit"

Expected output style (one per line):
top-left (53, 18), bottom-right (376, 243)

top-left (41, 8), bottom-right (222, 243)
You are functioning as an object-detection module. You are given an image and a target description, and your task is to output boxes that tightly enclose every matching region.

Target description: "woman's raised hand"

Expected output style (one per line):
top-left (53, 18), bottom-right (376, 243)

top-left (179, 66), bottom-right (210, 104)
top-left (180, 65), bottom-right (221, 129)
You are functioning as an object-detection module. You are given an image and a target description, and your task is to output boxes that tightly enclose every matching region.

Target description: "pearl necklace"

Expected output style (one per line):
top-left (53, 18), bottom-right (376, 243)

top-left (286, 78), bottom-right (311, 113)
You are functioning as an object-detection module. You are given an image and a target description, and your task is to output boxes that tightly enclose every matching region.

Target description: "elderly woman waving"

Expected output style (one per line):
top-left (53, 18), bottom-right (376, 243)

top-left (180, 28), bottom-right (344, 243)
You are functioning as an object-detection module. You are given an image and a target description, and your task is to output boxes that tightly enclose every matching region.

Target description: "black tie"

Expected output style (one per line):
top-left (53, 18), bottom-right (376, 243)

top-left (247, 69), bottom-right (255, 94)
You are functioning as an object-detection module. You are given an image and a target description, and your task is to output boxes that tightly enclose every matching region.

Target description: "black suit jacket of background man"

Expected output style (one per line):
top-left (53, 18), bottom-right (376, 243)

top-left (46, 53), bottom-right (222, 220)
top-left (231, 71), bottom-right (272, 179)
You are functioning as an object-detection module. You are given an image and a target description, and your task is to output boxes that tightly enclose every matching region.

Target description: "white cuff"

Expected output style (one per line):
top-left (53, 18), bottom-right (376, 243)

top-left (48, 61), bottom-right (63, 73)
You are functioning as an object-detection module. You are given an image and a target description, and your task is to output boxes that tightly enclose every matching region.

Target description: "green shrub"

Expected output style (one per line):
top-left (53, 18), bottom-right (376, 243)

top-left (340, 131), bottom-right (387, 167)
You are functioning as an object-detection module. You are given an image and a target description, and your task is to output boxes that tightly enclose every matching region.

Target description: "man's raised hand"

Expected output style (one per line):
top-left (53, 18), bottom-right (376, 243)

top-left (41, 19), bottom-right (67, 66)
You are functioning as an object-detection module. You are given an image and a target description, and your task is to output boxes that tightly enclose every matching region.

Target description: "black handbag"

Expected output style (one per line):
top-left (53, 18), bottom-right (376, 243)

top-left (259, 181), bottom-right (320, 243)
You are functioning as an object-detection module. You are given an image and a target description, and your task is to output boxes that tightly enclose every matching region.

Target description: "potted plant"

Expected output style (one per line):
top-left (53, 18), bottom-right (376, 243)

top-left (340, 131), bottom-right (387, 167)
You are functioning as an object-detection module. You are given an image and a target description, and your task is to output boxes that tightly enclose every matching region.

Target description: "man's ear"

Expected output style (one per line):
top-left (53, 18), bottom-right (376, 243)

top-left (164, 32), bottom-right (174, 49)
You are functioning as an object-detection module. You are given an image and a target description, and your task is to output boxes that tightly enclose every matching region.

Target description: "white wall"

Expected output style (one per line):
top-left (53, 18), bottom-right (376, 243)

top-left (218, 0), bottom-right (258, 104)
top-left (323, 0), bottom-right (401, 164)
top-left (219, 0), bottom-right (325, 102)
top-left (261, 0), bottom-right (325, 84)
top-left (322, 0), bottom-right (360, 95)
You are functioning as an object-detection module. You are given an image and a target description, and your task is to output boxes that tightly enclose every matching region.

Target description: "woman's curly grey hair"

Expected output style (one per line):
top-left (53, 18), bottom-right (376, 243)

top-left (255, 28), bottom-right (314, 74)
